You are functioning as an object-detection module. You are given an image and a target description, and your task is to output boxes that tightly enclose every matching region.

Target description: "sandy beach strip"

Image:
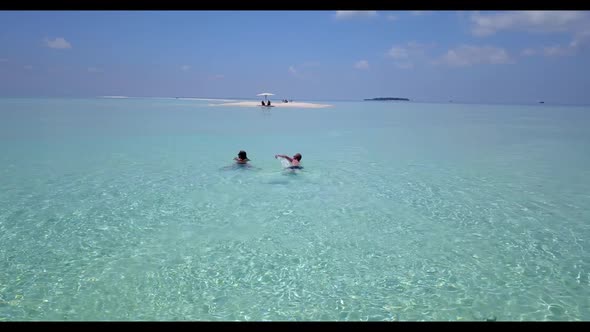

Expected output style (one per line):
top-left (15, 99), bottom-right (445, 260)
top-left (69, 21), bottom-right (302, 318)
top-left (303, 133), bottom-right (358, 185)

top-left (209, 101), bottom-right (333, 108)
top-left (177, 97), bottom-right (238, 102)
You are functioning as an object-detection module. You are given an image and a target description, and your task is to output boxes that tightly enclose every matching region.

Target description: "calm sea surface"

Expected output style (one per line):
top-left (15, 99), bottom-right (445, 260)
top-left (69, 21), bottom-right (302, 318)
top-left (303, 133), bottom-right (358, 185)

top-left (1, 98), bottom-right (589, 321)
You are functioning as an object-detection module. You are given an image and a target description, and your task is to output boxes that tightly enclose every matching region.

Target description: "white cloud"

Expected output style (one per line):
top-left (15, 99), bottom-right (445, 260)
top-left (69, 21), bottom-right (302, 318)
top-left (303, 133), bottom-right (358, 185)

top-left (387, 42), bottom-right (433, 69)
top-left (543, 45), bottom-right (575, 56)
top-left (386, 15), bottom-right (397, 21)
top-left (388, 46), bottom-right (409, 59)
top-left (549, 26), bottom-right (590, 55)
top-left (470, 11), bottom-right (589, 37)
top-left (570, 27), bottom-right (590, 48)
top-left (518, 25), bottom-right (590, 58)
top-left (180, 65), bottom-right (191, 71)
top-left (301, 61), bottom-right (320, 67)
top-left (411, 11), bottom-right (433, 16)
top-left (470, 12), bottom-right (590, 58)
top-left (354, 60), bottom-right (369, 70)
top-left (395, 62), bottom-right (414, 69)
top-left (45, 37), bottom-right (72, 49)
top-left (24, 65), bottom-right (33, 70)
top-left (387, 42), bottom-right (432, 59)
top-left (334, 11), bottom-right (378, 20)
top-left (520, 43), bottom-right (580, 57)
top-left (288, 62), bottom-right (319, 78)
top-left (435, 45), bottom-right (514, 67)
top-left (87, 67), bottom-right (102, 73)
top-left (521, 48), bottom-right (538, 56)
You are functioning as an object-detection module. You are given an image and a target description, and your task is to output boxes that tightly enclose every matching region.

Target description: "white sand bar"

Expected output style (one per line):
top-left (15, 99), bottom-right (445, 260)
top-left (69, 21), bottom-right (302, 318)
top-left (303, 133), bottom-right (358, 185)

top-left (210, 101), bottom-right (333, 108)
top-left (178, 97), bottom-right (237, 102)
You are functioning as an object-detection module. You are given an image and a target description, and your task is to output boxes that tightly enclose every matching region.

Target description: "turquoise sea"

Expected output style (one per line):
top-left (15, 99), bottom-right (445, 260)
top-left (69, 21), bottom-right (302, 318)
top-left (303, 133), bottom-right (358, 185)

top-left (0, 97), bottom-right (589, 321)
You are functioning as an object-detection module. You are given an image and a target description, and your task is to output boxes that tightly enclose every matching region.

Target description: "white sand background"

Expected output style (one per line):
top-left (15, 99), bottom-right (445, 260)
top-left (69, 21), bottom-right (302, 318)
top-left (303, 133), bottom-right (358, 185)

top-left (209, 101), bottom-right (333, 109)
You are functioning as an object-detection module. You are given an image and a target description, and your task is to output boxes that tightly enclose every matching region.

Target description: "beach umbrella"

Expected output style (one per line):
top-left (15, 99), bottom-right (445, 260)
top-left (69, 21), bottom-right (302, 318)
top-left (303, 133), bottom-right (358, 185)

top-left (257, 92), bottom-right (274, 101)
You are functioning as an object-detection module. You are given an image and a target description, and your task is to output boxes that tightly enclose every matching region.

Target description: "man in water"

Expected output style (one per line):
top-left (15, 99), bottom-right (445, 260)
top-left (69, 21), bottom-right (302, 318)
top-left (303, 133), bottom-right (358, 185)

top-left (234, 150), bottom-right (250, 165)
top-left (275, 153), bottom-right (302, 169)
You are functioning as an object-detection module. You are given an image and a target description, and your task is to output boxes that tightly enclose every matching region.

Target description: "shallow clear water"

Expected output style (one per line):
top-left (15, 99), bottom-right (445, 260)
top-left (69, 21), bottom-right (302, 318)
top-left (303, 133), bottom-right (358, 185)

top-left (1, 98), bottom-right (589, 321)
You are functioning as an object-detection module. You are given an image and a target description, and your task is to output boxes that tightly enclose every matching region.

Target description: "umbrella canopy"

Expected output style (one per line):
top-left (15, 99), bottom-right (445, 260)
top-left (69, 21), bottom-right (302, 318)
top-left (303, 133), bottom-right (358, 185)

top-left (257, 92), bottom-right (274, 100)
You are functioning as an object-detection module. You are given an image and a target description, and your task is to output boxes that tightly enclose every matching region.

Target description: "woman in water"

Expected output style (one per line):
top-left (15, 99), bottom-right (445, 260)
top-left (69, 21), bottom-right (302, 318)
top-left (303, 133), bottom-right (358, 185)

top-left (275, 153), bottom-right (302, 169)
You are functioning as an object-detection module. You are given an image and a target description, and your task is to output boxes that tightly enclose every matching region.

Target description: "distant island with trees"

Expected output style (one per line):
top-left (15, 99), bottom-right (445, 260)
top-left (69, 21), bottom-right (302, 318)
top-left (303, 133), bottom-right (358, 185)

top-left (364, 97), bottom-right (410, 101)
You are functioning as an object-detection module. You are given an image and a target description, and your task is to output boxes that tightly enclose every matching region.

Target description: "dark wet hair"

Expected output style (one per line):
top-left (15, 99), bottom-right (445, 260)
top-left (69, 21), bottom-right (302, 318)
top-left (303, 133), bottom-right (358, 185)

top-left (238, 150), bottom-right (248, 160)
top-left (294, 153), bottom-right (302, 161)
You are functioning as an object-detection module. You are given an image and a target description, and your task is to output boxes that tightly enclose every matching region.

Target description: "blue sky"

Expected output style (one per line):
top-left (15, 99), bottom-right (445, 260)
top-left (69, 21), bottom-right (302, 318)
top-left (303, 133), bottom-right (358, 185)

top-left (1, 10), bottom-right (589, 104)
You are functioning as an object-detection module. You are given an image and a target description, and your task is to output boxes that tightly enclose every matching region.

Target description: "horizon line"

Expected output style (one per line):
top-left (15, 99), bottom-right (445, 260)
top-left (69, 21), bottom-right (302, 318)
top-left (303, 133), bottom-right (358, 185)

top-left (0, 95), bottom-right (588, 107)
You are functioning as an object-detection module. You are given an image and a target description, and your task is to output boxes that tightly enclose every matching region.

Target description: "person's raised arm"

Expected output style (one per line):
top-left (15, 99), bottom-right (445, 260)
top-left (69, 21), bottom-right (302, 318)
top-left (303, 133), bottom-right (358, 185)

top-left (275, 154), bottom-right (293, 162)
